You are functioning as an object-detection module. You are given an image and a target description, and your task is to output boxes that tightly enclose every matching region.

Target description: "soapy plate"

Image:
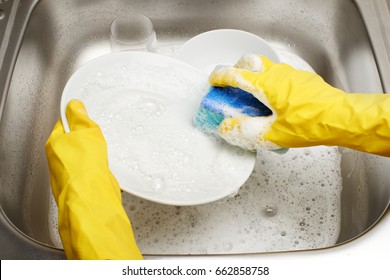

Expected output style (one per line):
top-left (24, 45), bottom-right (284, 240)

top-left (175, 29), bottom-right (280, 73)
top-left (61, 52), bottom-right (256, 205)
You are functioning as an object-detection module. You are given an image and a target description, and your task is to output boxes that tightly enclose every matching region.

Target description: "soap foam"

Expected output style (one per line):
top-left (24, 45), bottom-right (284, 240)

top-left (122, 146), bottom-right (342, 254)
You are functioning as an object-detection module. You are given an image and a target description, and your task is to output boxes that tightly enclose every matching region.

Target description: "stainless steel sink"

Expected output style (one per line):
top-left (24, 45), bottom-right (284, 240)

top-left (1, 0), bottom-right (390, 259)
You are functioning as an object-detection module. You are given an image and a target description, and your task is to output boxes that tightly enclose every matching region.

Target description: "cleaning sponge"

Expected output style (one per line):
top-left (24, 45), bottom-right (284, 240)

top-left (194, 86), bottom-right (288, 154)
top-left (194, 86), bottom-right (272, 136)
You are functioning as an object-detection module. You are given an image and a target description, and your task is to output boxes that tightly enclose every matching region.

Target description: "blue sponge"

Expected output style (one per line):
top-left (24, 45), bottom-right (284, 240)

top-left (194, 86), bottom-right (272, 135)
top-left (194, 86), bottom-right (288, 154)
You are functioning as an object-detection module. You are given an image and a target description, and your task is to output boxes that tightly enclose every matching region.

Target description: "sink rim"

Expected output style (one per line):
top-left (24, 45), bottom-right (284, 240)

top-left (1, 0), bottom-right (390, 259)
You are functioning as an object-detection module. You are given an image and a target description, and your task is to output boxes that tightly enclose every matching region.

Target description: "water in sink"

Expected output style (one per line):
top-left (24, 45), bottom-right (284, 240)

top-left (48, 44), bottom-right (342, 254)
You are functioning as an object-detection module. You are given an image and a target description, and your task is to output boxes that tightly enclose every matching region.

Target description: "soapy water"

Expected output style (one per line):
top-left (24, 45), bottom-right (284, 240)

top-left (124, 146), bottom-right (342, 254)
top-left (49, 44), bottom-right (343, 254)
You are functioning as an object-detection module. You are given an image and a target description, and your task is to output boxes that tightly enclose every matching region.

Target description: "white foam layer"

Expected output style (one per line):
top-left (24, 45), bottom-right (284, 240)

top-left (123, 146), bottom-right (342, 254)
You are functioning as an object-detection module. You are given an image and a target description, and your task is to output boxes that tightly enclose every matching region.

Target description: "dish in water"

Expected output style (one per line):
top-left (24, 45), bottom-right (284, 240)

top-left (175, 29), bottom-right (280, 73)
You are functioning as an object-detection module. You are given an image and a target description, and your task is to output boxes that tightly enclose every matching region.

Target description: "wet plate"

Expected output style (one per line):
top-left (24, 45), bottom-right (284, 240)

top-left (61, 52), bottom-right (256, 205)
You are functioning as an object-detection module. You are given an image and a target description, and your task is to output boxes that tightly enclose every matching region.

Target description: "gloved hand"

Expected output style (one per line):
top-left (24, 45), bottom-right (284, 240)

top-left (210, 54), bottom-right (390, 157)
top-left (45, 100), bottom-right (143, 260)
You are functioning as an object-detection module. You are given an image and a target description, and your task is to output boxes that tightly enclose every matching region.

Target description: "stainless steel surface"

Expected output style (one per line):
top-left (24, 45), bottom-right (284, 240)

top-left (1, 0), bottom-right (390, 259)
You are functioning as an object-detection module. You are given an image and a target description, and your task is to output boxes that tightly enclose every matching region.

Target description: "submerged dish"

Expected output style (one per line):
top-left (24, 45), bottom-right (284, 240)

top-left (175, 29), bottom-right (280, 73)
top-left (61, 52), bottom-right (256, 205)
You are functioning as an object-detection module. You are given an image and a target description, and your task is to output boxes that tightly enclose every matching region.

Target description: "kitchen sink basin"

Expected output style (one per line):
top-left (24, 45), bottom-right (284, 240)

top-left (1, 0), bottom-right (390, 259)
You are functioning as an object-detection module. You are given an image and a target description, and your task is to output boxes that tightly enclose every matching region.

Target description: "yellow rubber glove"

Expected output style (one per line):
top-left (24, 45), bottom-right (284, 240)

top-left (210, 54), bottom-right (390, 157)
top-left (45, 100), bottom-right (143, 260)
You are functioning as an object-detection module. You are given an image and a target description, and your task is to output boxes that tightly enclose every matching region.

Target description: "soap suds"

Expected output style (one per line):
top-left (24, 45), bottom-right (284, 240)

top-left (124, 146), bottom-right (342, 254)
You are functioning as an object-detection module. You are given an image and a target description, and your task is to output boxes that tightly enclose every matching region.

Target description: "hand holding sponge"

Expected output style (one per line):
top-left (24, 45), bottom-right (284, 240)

top-left (197, 54), bottom-right (390, 157)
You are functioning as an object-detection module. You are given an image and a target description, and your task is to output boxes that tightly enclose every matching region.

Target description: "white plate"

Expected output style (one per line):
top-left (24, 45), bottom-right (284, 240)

top-left (175, 29), bottom-right (280, 73)
top-left (61, 52), bottom-right (256, 205)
